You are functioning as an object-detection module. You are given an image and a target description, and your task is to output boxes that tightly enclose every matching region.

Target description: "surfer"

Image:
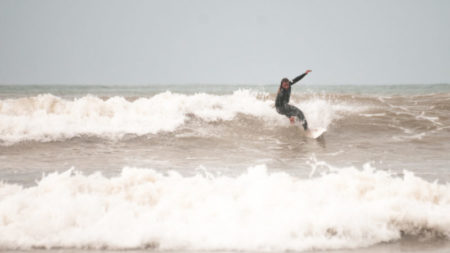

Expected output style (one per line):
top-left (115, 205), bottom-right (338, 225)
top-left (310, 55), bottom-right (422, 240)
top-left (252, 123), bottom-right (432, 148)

top-left (275, 70), bottom-right (312, 130)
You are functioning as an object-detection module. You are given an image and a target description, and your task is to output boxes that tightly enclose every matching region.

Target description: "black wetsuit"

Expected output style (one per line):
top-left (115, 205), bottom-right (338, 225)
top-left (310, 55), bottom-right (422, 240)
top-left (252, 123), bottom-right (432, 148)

top-left (275, 73), bottom-right (308, 130)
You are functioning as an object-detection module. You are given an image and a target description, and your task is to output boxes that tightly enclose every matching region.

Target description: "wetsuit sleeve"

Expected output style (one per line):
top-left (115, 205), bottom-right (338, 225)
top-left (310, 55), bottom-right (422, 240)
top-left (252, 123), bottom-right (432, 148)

top-left (290, 72), bottom-right (307, 86)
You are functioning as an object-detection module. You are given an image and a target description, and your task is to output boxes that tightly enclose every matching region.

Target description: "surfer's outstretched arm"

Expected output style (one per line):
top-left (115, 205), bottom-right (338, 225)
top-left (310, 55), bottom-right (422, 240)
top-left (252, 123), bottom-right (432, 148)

top-left (290, 70), bottom-right (312, 85)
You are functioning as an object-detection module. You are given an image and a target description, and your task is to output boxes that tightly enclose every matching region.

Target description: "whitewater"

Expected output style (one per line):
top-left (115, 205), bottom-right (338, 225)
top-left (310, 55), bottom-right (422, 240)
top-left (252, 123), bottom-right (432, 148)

top-left (1, 84), bottom-right (450, 252)
top-left (1, 163), bottom-right (450, 251)
top-left (0, 90), bottom-right (357, 144)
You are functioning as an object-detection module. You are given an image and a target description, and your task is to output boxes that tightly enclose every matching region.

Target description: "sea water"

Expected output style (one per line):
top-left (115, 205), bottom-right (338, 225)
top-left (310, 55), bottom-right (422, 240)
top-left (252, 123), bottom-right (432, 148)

top-left (1, 84), bottom-right (450, 252)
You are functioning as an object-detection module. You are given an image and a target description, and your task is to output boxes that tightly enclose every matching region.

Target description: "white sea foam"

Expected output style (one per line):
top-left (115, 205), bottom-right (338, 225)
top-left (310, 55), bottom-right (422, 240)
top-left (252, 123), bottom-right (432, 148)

top-left (0, 91), bottom-right (362, 144)
top-left (0, 163), bottom-right (449, 251)
top-left (296, 97), bottom-right (362, 129)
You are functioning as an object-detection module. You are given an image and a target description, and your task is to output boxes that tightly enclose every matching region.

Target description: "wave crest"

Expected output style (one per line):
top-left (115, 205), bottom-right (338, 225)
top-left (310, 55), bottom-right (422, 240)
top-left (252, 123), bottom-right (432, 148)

top-left (0, 90), bottom-right (360, 144)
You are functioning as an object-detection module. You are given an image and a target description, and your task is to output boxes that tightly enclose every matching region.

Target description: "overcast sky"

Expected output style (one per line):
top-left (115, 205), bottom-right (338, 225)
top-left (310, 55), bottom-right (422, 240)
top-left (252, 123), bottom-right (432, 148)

top-left (0, 0), bottom-right (449, 85)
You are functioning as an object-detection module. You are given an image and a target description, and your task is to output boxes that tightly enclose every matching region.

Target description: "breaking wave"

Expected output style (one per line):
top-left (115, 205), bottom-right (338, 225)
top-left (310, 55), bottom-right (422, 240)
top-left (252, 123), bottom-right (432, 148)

top-left (0, 90), bottom-right (362, 144)
top-left (0, 163), bottom-right (449, 251)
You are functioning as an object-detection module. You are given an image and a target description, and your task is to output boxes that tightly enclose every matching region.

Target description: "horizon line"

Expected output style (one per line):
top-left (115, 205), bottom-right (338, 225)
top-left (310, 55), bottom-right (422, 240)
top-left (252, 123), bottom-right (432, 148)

top-left (1, 83), bottom-right (449, 86)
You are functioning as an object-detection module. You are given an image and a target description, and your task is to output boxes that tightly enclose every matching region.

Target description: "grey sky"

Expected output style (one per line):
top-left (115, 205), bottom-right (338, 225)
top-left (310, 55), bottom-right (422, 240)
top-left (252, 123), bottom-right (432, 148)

top-left (0, 0), bottom-right (449, 85)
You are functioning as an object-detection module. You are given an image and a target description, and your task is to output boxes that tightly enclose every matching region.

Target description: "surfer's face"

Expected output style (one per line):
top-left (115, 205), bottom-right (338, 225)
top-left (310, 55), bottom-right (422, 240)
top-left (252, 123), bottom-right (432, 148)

top-left (282, 81), bottom-right (290, 89)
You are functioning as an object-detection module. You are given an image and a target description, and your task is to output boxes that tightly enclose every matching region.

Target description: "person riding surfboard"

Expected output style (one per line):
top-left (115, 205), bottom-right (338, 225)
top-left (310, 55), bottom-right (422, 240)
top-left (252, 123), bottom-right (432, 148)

top-left (275, 70), bottom-right (312, 130)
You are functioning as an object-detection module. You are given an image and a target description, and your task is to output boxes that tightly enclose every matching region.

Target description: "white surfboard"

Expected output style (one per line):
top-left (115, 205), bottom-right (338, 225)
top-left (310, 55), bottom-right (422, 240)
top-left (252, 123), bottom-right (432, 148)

top-left (305, 127), bottom-right (326, 139)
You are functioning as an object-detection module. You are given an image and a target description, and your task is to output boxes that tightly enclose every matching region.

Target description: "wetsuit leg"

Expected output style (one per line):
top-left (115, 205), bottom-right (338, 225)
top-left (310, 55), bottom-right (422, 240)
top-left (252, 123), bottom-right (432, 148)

top-left (284, 104), bottom-right (308, 130)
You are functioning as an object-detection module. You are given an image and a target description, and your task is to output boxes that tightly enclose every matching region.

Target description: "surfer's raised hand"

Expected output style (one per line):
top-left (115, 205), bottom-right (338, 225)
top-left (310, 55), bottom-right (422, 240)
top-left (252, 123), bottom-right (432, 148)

top-left (305, 70), bottom-right (312, 74)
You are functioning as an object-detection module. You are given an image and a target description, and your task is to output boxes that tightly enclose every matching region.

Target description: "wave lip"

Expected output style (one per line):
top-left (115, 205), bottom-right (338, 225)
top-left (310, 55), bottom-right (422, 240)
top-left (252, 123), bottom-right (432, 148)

top-left (1, 164), bottom-right (449, 251)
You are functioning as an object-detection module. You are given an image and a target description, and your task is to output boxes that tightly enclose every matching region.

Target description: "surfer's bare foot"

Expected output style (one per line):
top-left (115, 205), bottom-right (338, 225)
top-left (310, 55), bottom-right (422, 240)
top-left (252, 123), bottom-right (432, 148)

top-left (289, 117), bottom-right (295, 124)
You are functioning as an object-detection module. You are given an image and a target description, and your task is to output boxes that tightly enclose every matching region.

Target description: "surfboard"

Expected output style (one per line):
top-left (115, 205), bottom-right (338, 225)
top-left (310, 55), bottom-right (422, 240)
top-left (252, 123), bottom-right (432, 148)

top-left (305, 127), bottom-right (326, 139)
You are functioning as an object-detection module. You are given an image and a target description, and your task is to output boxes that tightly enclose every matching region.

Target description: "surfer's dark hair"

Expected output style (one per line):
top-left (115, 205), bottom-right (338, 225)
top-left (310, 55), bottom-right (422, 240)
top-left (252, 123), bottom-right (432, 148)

top-left (278, 78), bottom-right (290, 93)
top-left (280, 78), bottom-right (290, 85)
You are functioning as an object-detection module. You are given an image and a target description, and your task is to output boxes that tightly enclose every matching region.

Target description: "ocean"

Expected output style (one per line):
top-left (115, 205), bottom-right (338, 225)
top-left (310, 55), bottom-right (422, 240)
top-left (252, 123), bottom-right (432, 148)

top-left (0, 84), bottom-right (450, 253)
